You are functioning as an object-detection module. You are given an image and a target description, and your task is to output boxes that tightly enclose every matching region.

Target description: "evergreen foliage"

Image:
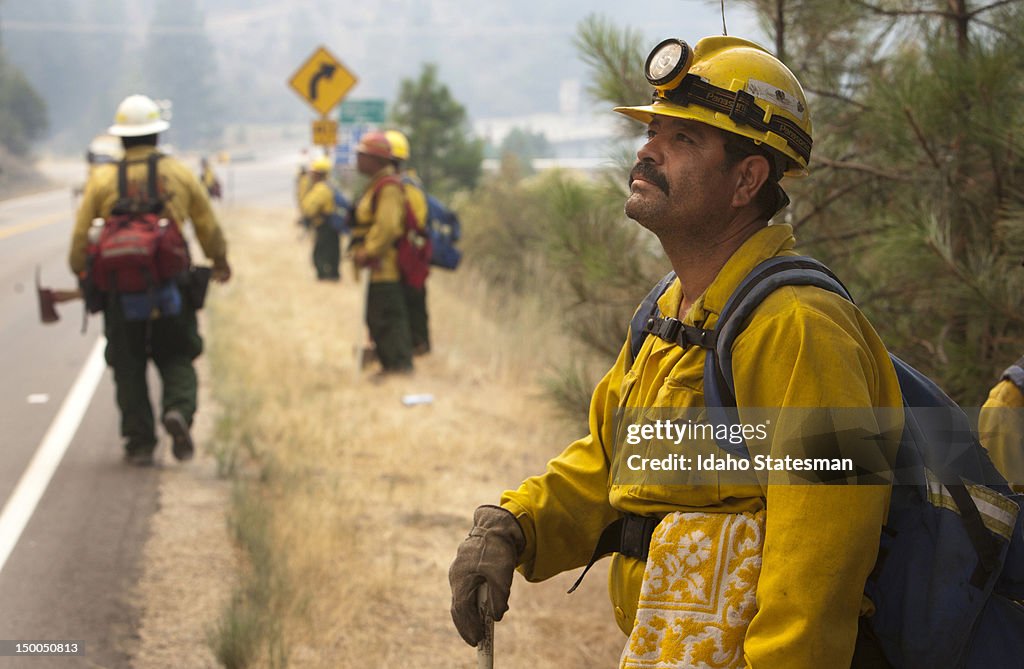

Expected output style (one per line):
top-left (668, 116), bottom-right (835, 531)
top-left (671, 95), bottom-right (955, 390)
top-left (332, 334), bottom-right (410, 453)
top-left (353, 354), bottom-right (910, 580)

top-left (1, 0), bottom-right (125, 149)
top-left (741, 0), bottom-right (1024, 403)
top-left (572, 14), bottom-right (649, 140)
top-left (0, 42), bottom-right (46, 155)
top-left (390, 63), bottom-right (484, 197)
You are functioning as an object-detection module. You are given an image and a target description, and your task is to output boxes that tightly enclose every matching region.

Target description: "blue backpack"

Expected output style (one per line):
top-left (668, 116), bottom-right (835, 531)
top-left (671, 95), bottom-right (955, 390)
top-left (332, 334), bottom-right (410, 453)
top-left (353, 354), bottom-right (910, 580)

top-left (326, 186), bottom-right (351, 235)
top-left (1001, 357), bottom-right (1024, 394)
top-left (628, 255), bottom-right (1024, 668)
top-left (424, 191), bottom-right (462, 270)
top-left (396, 175), bottom-right (462, 270)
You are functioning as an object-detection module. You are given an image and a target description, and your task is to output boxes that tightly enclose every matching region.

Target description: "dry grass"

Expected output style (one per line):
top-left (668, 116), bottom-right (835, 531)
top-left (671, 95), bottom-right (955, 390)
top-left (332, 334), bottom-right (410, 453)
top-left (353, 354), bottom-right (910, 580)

top-left (133, 428), bottom-right (236, 668)
top-left (206, 207), bottom-right (624, 667)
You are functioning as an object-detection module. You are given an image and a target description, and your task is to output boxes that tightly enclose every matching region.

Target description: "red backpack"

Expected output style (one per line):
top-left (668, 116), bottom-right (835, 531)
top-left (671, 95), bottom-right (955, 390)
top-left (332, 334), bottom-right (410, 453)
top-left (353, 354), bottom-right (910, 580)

top-left (371, 175), bottom-right (431, 288)
top-left (89, 153), bottom-right (190, 293)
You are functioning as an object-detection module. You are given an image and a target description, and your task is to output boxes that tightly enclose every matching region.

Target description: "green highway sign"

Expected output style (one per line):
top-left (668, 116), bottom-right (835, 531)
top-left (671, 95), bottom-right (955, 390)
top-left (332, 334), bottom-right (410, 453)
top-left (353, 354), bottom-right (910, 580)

top-left (339, 99), bottom-right (387, 125)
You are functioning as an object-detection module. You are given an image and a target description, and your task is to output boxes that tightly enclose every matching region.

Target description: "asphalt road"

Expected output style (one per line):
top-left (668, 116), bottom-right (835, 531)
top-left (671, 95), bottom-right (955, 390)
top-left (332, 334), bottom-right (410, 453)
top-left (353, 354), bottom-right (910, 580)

top-left (0, 152), bottom-right (297, 668)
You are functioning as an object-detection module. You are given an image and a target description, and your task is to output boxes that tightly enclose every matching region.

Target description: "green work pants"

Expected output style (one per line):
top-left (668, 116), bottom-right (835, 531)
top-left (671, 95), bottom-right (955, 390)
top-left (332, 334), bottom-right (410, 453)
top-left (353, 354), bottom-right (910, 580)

top-left (103, 298), bottom-right (203, 451)
top-left (312, 223), bottom-right (340, 279)
top-left (366, 281), bottom-right (413, 371)
top-left (402, 283), bottom-right (430, 351)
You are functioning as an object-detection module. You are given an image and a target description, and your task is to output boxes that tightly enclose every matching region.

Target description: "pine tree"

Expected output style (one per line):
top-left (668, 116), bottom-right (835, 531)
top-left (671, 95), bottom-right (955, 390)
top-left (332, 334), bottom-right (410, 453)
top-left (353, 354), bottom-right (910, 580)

top-left (748, 0), bottom-right (1024, 402)
top-left (389, 63), bottom-right (483, 196)
top-left (0, 23), bottom-right (46, 155)
top-left (572, 13), bottom-right (648, 140)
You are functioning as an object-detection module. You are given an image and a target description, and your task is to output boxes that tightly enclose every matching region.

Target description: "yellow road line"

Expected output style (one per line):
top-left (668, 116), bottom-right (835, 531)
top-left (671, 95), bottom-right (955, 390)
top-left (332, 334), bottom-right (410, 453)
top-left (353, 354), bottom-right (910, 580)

top-left (0, 217), bottom-right (63, 241)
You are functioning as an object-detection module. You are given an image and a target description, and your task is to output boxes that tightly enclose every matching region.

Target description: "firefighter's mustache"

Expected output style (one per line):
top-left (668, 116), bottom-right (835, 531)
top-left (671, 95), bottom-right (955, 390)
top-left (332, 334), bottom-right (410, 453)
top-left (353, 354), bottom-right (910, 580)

top-left (629, 162), bottom-right (669, 195)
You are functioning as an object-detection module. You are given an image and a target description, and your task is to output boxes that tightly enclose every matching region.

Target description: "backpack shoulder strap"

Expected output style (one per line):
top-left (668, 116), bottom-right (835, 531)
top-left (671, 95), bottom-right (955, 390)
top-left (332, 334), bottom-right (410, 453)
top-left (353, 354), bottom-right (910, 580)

top-left (369, 174), bottom-right (420, 236)
top-left (710, 256), bottom-right (853, 407)
top-left (699, 256), bottom-right (853, 460)
top-left (627, 257), bottom-right (853, 404)
top-left (145, 152), bottom-right (165, 214)
top-left (117, 159), bottom-right (128, 200)
top-left (114, 153), bottom-right (164, 213)
top-left (1001, 355), bottom-right (1024, 393)
top-left (627, 271), bottom-right (677, 364)
top-left (370, 174), bottom-right (402, 203)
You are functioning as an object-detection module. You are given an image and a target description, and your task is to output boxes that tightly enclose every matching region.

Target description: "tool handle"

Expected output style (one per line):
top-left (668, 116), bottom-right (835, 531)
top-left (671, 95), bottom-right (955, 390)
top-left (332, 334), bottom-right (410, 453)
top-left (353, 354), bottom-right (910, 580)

top-left (354, 267), bottom-right (372, 372)
top-left (52, 289), bottom-right (83, 303)
top-left (476, 584), bottom-right (494, 669)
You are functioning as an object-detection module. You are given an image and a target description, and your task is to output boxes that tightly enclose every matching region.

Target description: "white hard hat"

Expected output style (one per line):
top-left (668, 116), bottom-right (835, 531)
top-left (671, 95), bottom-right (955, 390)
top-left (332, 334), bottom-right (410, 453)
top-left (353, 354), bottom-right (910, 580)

top-left (87, 134), bottom-right (124, 163)
top-left (108, 94), bottom-right (170, 137)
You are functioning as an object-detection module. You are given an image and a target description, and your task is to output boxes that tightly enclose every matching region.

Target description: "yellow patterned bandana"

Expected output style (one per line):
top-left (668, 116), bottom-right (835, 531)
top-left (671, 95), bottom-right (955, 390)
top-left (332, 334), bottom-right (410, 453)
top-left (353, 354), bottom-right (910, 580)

top-left (620, 510), bottom-right (766, 669)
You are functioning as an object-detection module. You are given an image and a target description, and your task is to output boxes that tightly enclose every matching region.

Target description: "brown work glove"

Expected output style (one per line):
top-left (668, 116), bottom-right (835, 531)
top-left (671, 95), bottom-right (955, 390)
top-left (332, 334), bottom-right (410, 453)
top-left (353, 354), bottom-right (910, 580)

top-left (211, 258), bottom-right (232, 283)
top-left (449, 505), bottom-right (525, 647)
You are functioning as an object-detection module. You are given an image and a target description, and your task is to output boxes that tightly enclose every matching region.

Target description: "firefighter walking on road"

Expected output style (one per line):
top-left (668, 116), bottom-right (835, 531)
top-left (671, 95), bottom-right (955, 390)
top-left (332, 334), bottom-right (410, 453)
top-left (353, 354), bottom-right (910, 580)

top-left (200, 156), bottom-right (222, 200)
top-left (74, 134), bottom-right (124, 199)
top-left (69, 94), bottom-right (231, 466)
top-left (350, 131), bottom-right (414, 375)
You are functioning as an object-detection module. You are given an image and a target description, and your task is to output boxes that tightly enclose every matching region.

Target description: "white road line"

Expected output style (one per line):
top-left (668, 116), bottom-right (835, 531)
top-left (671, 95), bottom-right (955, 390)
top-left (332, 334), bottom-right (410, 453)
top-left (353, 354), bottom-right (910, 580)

top-left (0, 336), bottom-right (107, 574)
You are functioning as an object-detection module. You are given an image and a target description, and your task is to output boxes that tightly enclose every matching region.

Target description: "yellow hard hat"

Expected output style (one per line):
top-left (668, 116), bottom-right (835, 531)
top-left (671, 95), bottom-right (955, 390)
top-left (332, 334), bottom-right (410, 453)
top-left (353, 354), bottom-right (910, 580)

top-left (385, 130), bottom-right (410, 161)
top-left (310, 156), bottom-right (332, 173)
top-left (614, 36), bottom-right (812, 177)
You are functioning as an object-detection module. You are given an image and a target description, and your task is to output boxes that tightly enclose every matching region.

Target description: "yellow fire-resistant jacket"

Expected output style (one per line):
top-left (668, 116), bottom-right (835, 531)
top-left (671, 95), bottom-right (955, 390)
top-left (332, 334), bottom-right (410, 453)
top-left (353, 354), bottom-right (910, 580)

top-left (296, 169), bottom-right (312, 205)
top-left (500, 224), bottom-right (903, 668)
top-left (300, 179), bottom-right (336, 228)
top-left (69, 145), bottom-right (227, 276)
top-left (352, 165), bottom-right (405, 283)
top-left (980, 378), bottom-right (1024, 493)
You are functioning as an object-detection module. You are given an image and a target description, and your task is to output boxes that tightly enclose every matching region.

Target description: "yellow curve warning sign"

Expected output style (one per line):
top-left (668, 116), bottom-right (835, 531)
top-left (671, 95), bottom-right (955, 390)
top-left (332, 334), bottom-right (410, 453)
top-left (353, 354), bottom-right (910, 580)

top-left (288, 46), bottom-right (358, 116)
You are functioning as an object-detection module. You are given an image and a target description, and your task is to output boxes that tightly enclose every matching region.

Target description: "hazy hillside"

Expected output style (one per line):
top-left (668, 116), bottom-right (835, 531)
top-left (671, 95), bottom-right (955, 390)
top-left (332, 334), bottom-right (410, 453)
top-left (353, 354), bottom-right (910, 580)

top-left (1, 0), bottom-right (760, 150)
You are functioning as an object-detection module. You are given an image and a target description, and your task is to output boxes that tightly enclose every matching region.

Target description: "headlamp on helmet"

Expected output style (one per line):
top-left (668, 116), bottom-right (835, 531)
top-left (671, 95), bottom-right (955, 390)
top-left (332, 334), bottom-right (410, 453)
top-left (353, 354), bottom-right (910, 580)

top-left (615, 35), bottom-right (814, 178)
top-left (645, 38), bottom-right (694, 90)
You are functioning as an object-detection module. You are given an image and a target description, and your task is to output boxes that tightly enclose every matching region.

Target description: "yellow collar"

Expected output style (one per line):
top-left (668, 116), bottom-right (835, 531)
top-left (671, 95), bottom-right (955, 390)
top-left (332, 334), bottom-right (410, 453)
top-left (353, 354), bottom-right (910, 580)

top-left (659, 224), bottom-right (798, 327)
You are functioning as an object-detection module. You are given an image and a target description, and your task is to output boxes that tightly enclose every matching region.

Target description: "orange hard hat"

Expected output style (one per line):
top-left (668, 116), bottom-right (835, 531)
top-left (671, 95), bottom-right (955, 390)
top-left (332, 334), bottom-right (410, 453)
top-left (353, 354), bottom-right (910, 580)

top-left (356, 131), bottom-right (393, 160)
